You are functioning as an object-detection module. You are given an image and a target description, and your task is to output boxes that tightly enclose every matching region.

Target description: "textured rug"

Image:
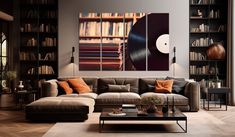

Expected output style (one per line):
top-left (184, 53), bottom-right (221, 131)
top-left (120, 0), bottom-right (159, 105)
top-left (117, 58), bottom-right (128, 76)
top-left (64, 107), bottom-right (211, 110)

top-left (43, 108), bottom-right (235, 137)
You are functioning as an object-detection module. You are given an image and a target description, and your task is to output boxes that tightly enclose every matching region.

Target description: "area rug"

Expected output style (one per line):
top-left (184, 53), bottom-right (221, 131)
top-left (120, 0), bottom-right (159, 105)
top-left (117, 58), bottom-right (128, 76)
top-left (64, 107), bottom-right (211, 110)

top-left (43, 109), bottom-right (235, 137)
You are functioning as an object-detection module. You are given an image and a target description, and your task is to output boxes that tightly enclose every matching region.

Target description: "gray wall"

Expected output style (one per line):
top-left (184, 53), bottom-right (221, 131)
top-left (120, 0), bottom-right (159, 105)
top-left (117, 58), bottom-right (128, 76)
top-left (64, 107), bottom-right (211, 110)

top-left (59, 0), bottom-right (189, 78)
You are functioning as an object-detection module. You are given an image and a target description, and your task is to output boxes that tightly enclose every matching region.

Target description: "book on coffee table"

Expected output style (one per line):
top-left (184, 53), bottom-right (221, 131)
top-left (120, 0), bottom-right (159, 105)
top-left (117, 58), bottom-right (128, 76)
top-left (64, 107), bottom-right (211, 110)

top-left (122, 104), bottom-right (136, 109)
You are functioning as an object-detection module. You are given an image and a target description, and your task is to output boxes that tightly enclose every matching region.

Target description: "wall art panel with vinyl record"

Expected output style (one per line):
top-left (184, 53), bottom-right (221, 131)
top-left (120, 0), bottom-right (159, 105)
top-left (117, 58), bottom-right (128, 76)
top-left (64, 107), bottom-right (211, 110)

top-left (78, 13), bottom-right (169, 71)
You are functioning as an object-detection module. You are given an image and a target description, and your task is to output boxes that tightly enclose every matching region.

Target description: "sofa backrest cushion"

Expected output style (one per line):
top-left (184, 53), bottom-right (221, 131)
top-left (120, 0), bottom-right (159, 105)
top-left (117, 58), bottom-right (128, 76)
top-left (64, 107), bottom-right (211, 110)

top-left (139, 78), bottom-right (164, 94)
top-left (57, 77), bottom-right (98, 93)
top-left (98, 78), bottom-right (138, 94)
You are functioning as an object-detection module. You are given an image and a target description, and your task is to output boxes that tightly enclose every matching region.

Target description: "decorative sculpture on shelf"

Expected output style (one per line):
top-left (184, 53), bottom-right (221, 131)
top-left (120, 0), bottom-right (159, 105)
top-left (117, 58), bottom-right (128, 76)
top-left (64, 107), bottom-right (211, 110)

top-left (206, 43), bottom-right (226, 60)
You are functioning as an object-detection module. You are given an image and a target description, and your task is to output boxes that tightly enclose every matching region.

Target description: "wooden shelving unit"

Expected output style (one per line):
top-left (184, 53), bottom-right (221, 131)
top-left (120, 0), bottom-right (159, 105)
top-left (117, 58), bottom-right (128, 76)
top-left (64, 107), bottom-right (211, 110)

top-left (189, 0), bottom-right (228, 86)
top-left (19, 0), bottom-right (58, 90)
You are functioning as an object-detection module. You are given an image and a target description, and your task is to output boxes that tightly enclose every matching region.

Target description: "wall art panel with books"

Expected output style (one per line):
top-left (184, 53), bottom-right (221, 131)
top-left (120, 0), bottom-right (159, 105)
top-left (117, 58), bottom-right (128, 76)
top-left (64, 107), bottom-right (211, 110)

top-left (78, 13), bottom-right (169, 71)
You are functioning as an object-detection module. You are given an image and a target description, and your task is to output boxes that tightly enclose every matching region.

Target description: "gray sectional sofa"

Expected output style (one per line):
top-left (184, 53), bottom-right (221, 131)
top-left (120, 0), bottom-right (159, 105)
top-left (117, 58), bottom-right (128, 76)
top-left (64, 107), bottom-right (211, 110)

top-left (25, 77), bottom-right (200, 121)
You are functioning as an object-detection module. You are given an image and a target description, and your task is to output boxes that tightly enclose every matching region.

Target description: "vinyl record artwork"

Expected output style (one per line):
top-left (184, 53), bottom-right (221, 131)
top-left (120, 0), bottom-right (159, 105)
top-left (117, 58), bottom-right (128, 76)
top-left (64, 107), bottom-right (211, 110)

top-left (78, 13), bottom-right (169, 71)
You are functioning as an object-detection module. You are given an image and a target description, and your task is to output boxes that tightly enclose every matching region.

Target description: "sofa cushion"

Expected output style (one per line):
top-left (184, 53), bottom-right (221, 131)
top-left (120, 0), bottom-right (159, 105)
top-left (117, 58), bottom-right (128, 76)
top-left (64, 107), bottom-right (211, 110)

top-left (141, 92), bottom-right (188, 106)
top-left (26, 97), bottom-right (95, 114)
top-left (165, 77), bottom-right (188, 95)
top-left (68, 78), bottom-right (92, 94)
top-left (96, 92), bottom-right (140, 105)
top-left (139, 78), bottom-right (165, 94)
top-left (108, 84), bottom-right (130, 92)
top-left (58, 93), bottom-right (79, 97)
top-left (42, 79), bottom-right (58, 97)
top-left (98, 78), bottom-right (139, 94)
top-left (58, 77), bottom-right (98, 93)
top-left (155, 80), bottom-right (174, 93)
top-left (57, 81), bottom-right (73, 94)
top-left (77, 93), bottom-right (98, 99)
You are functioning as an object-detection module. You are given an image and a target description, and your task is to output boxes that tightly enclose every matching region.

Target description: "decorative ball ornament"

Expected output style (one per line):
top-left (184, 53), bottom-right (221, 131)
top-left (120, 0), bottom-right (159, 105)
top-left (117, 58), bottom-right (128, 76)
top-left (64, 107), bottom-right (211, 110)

top-left (206, 43), bottom-right (226, 60)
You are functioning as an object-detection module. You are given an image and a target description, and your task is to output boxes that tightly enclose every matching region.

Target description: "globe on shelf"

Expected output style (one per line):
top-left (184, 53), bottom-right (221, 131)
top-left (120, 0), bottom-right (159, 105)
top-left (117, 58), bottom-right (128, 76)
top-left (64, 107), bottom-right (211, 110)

top-left (206, 43), bottom-right (226, 60)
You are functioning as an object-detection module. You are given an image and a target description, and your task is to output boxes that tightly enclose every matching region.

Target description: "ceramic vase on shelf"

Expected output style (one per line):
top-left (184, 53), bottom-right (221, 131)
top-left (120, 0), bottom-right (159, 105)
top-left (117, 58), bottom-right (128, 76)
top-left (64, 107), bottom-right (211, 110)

top-left (18, 81), bottom-right (24, 90)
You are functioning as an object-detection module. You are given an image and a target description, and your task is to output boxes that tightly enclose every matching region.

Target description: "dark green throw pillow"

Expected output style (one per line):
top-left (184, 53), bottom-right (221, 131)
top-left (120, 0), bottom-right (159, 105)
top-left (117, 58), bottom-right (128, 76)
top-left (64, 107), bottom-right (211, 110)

top-left (172, 80), bottom-right (187, 94)
top-left (147, 84), bottom-right (155, 92)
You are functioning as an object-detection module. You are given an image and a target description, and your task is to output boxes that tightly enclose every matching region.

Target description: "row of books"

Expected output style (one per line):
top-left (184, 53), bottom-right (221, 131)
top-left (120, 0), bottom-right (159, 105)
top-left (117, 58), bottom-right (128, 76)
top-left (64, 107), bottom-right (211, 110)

top-left (191, 0), bottom-right (216, 4)
top-left (208, 10), bottom-right (221, 19)
top-left (191, 24), bottom-right (209, 32)
top-left (191, 37), bottom-right (214, 47)
top-left (79, 38), bottom-right (125, 43)
top-left (20, 52), bottom-right (56, 61)
top-left (190, 65), bottom-right (209, 75)
top-left (27, 65), bottom-right (55, 75)
top-left (26, 38), bottom-right (37, 46)
top-left (79, 21), bottom-right (133, 37)
top-left (39, 24), bottom-right (57, 33)
top-left (20, 52), bottom-right (37, 61)
top-left (79, 13), bottom-right (145, 18)
top-left (22, 10), bottom-right (57, 19)
top-left (24, 0), bottom-right (56, 5)
top-left (21, 24), bottom-right (38, 32)
top-left (190, 52), bottom-right (206, 61)
top-left (38, 52), bottom-right (56, 61)
top-left (21, 23), bottom-right (57, 33)
top-left (79, 43), bottom-right (123, 70)
top-left (41, 37), bottom-right (57, 47)
top-left (40, 10), bottom-right (57, 19)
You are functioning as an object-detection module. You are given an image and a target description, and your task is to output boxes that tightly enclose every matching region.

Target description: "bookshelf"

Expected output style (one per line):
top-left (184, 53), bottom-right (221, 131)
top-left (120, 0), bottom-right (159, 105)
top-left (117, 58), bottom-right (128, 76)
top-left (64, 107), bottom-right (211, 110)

top-left (19, 0), bottom-right (58, 90)
top-left (189, 0), bottom-right (228, 86)
top-left (78, 12), bottom-right (145, 71)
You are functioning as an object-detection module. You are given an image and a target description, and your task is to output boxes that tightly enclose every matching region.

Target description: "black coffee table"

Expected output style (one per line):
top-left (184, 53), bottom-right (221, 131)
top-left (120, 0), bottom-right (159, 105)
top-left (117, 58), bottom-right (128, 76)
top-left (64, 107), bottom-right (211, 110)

top-left (99, 108), bottom-right (187, 133)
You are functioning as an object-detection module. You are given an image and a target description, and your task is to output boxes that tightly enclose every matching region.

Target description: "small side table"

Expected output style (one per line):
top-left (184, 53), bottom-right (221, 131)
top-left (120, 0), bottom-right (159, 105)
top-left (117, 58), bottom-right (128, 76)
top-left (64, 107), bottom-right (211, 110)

top-left (14, 90), bottom-right (37, 110)
top-left (203, 87), bottom-right (230, 111)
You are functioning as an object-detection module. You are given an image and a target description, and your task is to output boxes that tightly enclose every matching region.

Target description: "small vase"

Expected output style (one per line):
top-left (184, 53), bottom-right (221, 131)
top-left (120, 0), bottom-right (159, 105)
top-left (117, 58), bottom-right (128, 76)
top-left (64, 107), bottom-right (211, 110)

top-left (18, 81), bottom-right (24, 90)
top-left (162, 105), bottom-right (168, 114)
top-left (146, 104), bottom-right (157, 113)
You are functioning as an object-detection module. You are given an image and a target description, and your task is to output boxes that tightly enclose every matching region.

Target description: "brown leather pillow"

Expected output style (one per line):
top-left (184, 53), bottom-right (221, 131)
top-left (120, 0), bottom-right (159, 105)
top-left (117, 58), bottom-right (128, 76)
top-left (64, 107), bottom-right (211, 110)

top-left (155, 80), bottom-right (174, 93)
top-left (57, 81), bottom-right (73, 94)
top-left (68, 78), bottom-right (91, 94)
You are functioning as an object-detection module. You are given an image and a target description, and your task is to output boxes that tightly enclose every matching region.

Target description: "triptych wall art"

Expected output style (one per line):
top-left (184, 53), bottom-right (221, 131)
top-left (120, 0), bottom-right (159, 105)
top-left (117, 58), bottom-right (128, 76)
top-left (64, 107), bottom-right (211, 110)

top-left (78, 13), bottom-right (169, 71)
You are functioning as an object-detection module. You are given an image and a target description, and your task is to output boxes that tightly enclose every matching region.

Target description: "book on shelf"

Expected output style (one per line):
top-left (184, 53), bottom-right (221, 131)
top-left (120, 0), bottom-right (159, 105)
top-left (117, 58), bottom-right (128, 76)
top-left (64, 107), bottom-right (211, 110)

top-left (20, 52), bottom-right (37, 61)
top-left (190, 65), bottom-right (209, 75)
top-left (26, 38), bottom-right (38, 46)
top-left (191, 37), bottom-right (214, 47)
top-left (189, 52), bottom-right (206, 61)
top-left (191, 0), bottom-right (215, 4)
top-left (27, 65), bottom-right (55, 75)
top-left (38, 52), bottom-right (55, 61)
top-left (41, 37), bottom-right (57, 46)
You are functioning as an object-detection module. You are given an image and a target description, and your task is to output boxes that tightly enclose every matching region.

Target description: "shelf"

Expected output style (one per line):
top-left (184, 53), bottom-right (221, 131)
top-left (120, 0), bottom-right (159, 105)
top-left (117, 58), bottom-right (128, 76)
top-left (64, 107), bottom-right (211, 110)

top-left (189, 1), bottom-right (228, 84)
top-left (79, 36), bottom-right (128, 38)
top-left (190, 31), bottom-right (226, 34)
top-left (190, 74), bottom-right (226, 76)
top-left (190, 17), bottom-right (224, 20)
top-left (20, 0), bottom-right (58, 89)
top-left (190, 60), bottom-right (226, 62)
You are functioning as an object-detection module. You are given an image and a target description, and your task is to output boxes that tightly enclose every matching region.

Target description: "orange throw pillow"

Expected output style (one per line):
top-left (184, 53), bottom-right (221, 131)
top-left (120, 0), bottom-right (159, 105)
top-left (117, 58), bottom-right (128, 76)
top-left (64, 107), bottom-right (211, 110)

top-left (155, 80), bottom-right (174, 93)
top-left (68, 78), bottom-right (91, 94)
top-left (57, 81), bottom-right (73, 94)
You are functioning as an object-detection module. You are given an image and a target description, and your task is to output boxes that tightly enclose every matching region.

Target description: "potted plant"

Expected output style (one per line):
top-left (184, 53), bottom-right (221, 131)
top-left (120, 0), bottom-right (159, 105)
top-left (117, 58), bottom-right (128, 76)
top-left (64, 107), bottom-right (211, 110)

top-left (140, 96), bottom-right (163, 113)
top-left (2, 71), bottom-right (17, 93)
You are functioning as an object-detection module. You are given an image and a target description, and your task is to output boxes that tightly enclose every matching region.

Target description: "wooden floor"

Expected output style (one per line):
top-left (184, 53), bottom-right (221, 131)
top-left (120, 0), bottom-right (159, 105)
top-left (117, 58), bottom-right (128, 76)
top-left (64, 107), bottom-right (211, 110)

top-left (0, 109), bottom-right (54, 137)
top-left (0, 105), bottom-right (234, 137)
